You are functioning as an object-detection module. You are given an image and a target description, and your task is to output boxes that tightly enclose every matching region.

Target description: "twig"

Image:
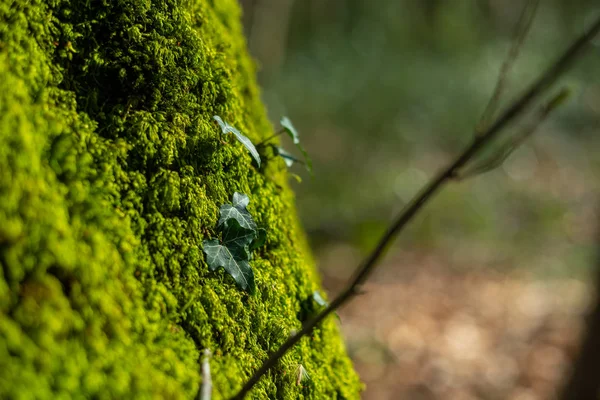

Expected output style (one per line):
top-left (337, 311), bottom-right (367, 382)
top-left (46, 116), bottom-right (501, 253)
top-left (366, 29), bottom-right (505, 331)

top-left (476, 0), bottom-right (540, 134)
top-left (458, 87), bottom-right (571, 179)
top-left (230, 15), bottom-right (600, 400)
top-left (256, 129), bottom-right (285, 147)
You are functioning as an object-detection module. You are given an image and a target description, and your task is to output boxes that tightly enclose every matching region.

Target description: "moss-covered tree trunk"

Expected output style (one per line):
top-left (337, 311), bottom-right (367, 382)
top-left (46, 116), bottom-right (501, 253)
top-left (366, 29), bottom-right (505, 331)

top-left (0, 1), bottom-right (361, 398)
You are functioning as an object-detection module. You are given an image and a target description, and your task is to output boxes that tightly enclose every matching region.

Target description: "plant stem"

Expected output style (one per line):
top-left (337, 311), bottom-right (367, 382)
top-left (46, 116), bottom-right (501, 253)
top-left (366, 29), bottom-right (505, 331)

top-left (230, 15), bottom-right (600, 400)
top-left (256, 129), bottom-right (285, 147)
top-left (458, 87), bottom-right (570, 180)
top-left (476, 0), bottom-right (540, 134)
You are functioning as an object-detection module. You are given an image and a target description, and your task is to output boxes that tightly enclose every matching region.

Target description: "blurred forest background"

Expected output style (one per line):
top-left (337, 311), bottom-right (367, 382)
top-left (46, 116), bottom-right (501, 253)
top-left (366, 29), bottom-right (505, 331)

top-left (240, 1), bottom-right (600, 399)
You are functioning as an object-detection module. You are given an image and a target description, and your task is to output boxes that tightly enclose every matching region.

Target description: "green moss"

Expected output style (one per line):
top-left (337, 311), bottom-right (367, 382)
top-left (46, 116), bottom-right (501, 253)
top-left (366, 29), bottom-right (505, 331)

top-left (0, 0), bottom-right (361, 398)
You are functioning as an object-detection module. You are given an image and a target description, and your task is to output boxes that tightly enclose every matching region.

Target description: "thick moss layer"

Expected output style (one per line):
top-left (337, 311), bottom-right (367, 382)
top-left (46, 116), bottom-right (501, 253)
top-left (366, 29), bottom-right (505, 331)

top-left (0, 1), bottom-right (361, 398)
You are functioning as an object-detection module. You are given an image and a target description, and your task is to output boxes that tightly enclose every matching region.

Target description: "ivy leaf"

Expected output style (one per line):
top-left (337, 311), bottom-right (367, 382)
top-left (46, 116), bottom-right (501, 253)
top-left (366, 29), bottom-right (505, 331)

top-left (298, 291), bottom-right (330, 322)
top-left (203, 238), bottom-right (255, 293)
top-left (312, 291), bottom-right (328, 307)
top-left (213, 115), bottom-right (261, 167)
top-left (218, 192), bottom-right (257, 231)
top-left (203, 192), bottom-right (265, 294)
top-left (222, 218), bottom-right (255, 253)
top-left (312, 291), bottom-right (340, 321)
top-left (279, 117), bottom-right (313, 174)
top-left (297, 146), bottom-right (313, 174)
top-left (232, 192), bottom-right (250, 209)
top-left (280, 116), bottom-right (300, 144)
top-left (276, 147), bottom-right (300, 168)
top-left (227, 126), bottom-right (261, 168)
top-left (213, 115), bottom-right (229, 134)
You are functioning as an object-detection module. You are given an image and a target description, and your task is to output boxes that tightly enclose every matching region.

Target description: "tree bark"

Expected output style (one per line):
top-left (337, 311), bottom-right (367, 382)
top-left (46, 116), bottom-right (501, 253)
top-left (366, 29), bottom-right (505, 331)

top-left (0, 1), bottom-right (361, 398)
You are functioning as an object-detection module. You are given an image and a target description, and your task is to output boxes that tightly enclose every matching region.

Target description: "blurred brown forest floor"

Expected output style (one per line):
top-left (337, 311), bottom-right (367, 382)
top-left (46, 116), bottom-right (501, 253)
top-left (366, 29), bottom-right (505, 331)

top-left (323, 254), bottom-right (592, 400)
top-left (309, 134), bottom-right (599, 398)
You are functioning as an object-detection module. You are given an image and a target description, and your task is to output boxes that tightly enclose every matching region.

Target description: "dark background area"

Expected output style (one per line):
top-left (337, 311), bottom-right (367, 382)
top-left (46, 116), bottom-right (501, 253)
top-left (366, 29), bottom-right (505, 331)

top-left (240, 1), bottom-right (600, 398)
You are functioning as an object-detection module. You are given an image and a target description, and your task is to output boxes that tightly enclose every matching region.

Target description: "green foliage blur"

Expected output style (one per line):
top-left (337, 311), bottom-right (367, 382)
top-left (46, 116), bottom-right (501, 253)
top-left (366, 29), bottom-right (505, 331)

top-left (242, 0), bottom-right (600, 278)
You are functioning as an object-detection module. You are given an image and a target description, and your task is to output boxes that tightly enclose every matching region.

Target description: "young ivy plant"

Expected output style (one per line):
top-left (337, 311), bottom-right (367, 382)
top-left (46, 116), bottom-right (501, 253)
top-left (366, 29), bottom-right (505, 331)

top-left (257, 116), bottom-right (313, 174)
top-left (213, 116), bottom-right (261, 167)
top-left (202, 192), bottom-right (266, 294)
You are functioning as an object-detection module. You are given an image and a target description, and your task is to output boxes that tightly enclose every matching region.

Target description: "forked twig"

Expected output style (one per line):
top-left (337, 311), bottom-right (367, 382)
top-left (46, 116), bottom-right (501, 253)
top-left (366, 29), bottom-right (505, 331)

top-left (476, 0), bottom-right (540, 134)
top-left (231, 15), bottom-right (600, 400)
top-left (459, 87), bottom-right (571, 179)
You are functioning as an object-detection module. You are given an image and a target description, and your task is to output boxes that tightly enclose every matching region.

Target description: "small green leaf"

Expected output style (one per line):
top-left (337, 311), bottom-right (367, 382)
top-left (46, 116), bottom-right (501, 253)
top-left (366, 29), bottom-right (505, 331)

top-left (313, 291), bottom-right (340, 321)
top-left (280, 116), bottom-right (300, 144)
top-left (227, 126), bottom-right (261, 168)
top-left (298, 291), bottom-right (332, 322)
top-left (219, 205), bottom-right (256, 231)
top-left (218, 192), bottom-right (257, 231)
top-left (312, 291), bottom-right (328, 307)
top-left (203, 238), bottom-right (255, 293)
top-left (222, 218), bottom-right (255, 252)
top-left (213, 115), bottom-right (229, 134)
top-left (232, 192), bottom-right (250, 209)
top-left (203, 192), bottom-right (265, 294)
top-left (276, 147), bottom-right (300, 168)
top-left (297, 145), bottom-right (312, 174)
top-left (278, 117), bottom-right (313, 174)
top-left (213, 115), bottom-right (261, 167)
top-left (290, 173), bottom-right (302, 183)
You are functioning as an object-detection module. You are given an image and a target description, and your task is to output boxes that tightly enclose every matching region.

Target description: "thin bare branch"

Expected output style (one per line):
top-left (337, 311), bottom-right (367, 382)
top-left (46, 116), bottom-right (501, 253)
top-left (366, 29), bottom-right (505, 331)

top-left (230, 15), bottom-right (600, 400)
top-left (255, 129), bottom-right (285, 147)
top-left (476, 0), bottom-right (540, 134)
top-left (459, 87), bottom-right (571, 179)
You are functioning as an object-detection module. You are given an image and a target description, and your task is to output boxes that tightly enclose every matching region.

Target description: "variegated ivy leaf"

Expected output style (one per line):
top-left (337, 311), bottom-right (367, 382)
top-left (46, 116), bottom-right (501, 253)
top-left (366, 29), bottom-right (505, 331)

top-left (232, 192), bottom-right (250, 209)
top-left (222, 218), bottom-right (255, 254)
top-left (276, 146), bottom-right (299, 168)
top-left (218, 192), bottom-right (257, 231)
top-left (203, 192), bottom-right (266, 293)
top-left (213, 115), bottom-right (261, 167)
top-left (227, 126), bottom-right (261, 168)
top-left (279, 116), bottom-right (313, 174)
top-left (213, 115), bottom-right (229, 134)
top-left (202, 238), bottom-right (255, 294)
top-left (280, 116), bottom-right (300, 144)
top-left (312, 291), bottom-right (328, 307)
